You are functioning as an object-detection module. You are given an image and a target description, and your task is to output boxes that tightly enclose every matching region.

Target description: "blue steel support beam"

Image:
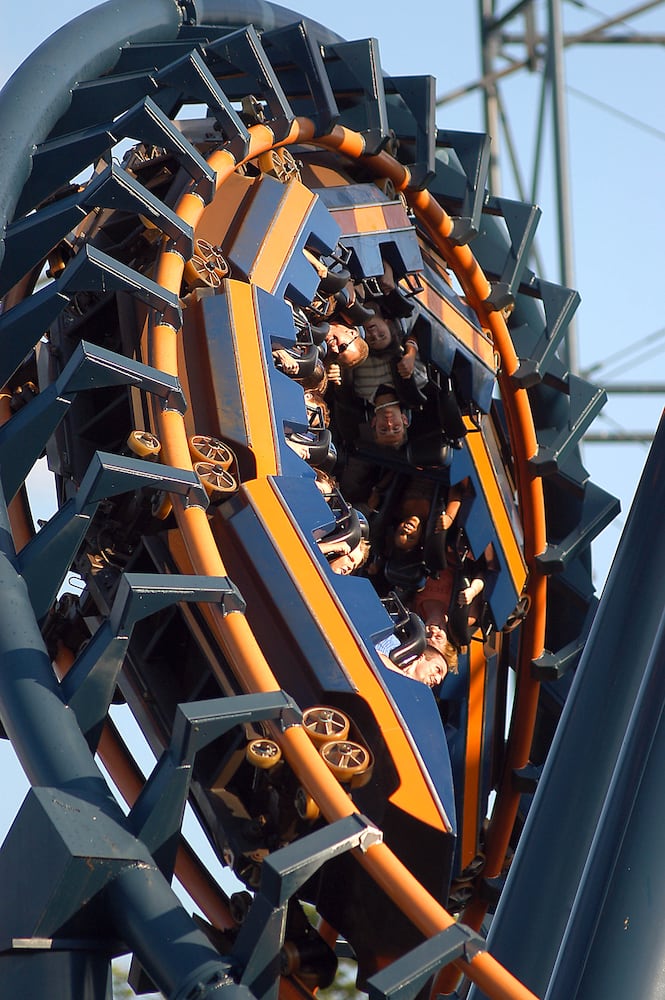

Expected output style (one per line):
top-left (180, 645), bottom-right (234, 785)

top-left (171, 692), bottom-right (301, 764)
top-left (18, 452), bottom-right (208, 621)
top-left (367, 923), bottom-right (485, 1000)
top-left (0, 254), bottom-right (181, 393)
top-left (529, 374), bottom-right (607, 476)
top-left (0, 0), bottom-right (184, 258)
top-left (157, 49), bottom-right (251, 159)
top-left (0, 285), bottom-right (71, 390)
top-left (261, 21), bottom-right (339, 135)
top-left (233, 816), bottom-right (383, 1000)
top-left (0, 340), bottom-right (186, 502)
top-left (468, 413), bottom-right (665, 998)
top-left (205, 25), bottom-right (294, 141)
top-left (49, 70), bottom-right (159, 138)
top-left (0, 487), bottom-right (245, 997)
top-left (321, 39), bottom-right (390, 154)
top-left (531, 596), bottom-right (598, 682)
top-left (129, 692), bottom-right (299, 877)
top-left (61, 574), bottom-right (245, 752)
top-left (536, 480), bottom-right (620, 574)
top-left (479, 196), bottom-right (542, 310)
top-left (434, 130), bottom-right (492, 244)
top-left (512, 280), bottom-right (580, 388)
top-left (21, 94), bottom-right (216, 223)
top-left (544, 613), bottom-right (665, 998)
top-left (1, 161), bottom-right (194, 295)
top-left (384, 74), bottom-right (437, 189)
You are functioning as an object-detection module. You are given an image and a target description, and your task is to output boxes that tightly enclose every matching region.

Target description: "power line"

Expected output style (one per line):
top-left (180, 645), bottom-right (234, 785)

top-left (584, 409), bottom-right (655, 444)
top-left (584, 430), bottom-right (655, 442)
top-left (563, 0), bottom-right (664, 34)
top-left (502, 0), bottom-right (665, 44)
top-left (567, 84), bottom-right (665, 141)
top-left (603, 383), bottom-right (665, 394)
top-left (581, 326), bottom-right (665, 378)
top-left (602, 342), bottom-right (665, 380)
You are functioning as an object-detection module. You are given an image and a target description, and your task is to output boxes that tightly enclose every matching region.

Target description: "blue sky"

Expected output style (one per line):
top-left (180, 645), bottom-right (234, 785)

top-left (1, 0), bottom-right (663, 864)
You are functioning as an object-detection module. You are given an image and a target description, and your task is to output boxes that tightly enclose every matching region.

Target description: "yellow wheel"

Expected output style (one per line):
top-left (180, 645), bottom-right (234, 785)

top-left (151, 491), bottom-right (173, 521)
top-left (126, 429), bottom-right (161, 458)
top-left (183, 239), bottom-right (229, 290)
top-left (189, 434), bottom-right (236, 470)
top-left (319, 740), bottom-right (372, 785)
top-left (302, 707), bottom-right (350, 746)
top-left (194, 461), bottom-right (238, 500)
top-left (246, 738), bottom-right (282, 769)
top-left (257, 147), bottom-right (300, 183)
top-left (294, 786), bottom-right (320, 822)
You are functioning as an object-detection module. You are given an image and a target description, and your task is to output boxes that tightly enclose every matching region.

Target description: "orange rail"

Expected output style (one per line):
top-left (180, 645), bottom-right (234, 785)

top-left (145, 119), bottom-right (542, 1000)
top-left (308, 125), bottom-right (548, 901)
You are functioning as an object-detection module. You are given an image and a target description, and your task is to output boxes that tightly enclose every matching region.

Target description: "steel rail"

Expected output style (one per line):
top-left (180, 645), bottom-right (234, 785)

top-left (317, 134), bottom-right (548, 907)
top-left (148, 116), bottom-right (544, 1000)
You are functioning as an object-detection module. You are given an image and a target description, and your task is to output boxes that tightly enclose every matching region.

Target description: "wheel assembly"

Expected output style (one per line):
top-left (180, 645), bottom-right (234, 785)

top-left (183, 238), bottom-right (230, 290)
top-left (126, 429), bottom-right (161, 458)
top-left (319, 739), bottom-right (373, 786)
top-left (302, 706), bottom-right (351, 745)
top-left (246, 737), bottom-right (282, 768)
top-left (294, 786), bottom-right (320, 822)
top-left (189, 434), bottom-right (237, 470)
top-left (193, 460), bottom-right (238, 499)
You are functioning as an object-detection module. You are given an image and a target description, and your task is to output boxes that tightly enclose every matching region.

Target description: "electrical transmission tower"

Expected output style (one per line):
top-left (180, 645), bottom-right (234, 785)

top-left (436, 0), bottom-right (665, 444)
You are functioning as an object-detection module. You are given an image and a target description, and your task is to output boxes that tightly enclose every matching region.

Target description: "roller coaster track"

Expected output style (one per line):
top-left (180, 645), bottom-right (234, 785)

top-left (0, 2), bottom-right (620, 998)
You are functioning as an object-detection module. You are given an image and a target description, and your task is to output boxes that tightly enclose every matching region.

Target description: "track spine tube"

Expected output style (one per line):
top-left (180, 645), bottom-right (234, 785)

top-left (189, 0), bottom-right (346, 44)
top-left (0, 0), bottom-right (184, 261)
top-left (468, 413), bottom-right (665, 999)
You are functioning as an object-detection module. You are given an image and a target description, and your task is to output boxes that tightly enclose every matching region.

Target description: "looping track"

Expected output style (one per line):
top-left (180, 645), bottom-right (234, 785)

top-left (0, 3), bottom-right (618, 999)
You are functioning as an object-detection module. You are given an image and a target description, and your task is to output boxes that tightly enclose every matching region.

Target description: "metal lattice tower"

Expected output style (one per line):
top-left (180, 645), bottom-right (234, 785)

top-left (437, 0), bottom-right (665, 440)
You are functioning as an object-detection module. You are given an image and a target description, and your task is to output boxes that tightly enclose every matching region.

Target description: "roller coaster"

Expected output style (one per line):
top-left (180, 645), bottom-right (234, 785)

top-left (2, 2), bottom-right (658, 998)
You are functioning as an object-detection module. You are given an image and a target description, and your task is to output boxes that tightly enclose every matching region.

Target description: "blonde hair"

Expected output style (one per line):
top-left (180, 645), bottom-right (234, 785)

top-left (443, 639), bottom-right (459, 675)
top-left (328, 536), bottom-right (372, 576)
top-left (314, 468), bottom-right (337, 495)
top-left (426, 635), bottom-right (459, 675)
